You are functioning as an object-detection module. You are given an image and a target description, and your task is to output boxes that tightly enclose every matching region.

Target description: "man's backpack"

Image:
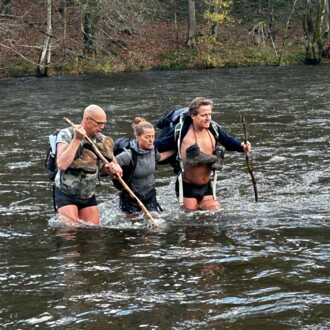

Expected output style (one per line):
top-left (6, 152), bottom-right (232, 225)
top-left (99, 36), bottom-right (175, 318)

top-left (45, 127), bottom-right (74, 181)
top-left (112, 138), bottom-right (138, 190)
top-left (155, 107), bottom-right (220, 174)
top-left (155, 108), bottom-right (190, 173)
top-left (45, 130), bottom-right (60, 181)
top-left (45, 129), bottom-right (63, 212)
top-left (156, 107), bottom-right (189, 132)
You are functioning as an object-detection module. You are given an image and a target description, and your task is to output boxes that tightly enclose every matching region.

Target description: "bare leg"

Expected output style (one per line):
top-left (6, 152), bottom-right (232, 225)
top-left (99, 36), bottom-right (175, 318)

top-left (57, 205), bottom-right (100, 225)
top-left (57, 205), bottom-right (79, 222)
top-left (79, 206), bottom-right (100, 225)
top-left (183, 197), bottom-right (199, 211)
top-left (198, 195), bottom-right (220, 211)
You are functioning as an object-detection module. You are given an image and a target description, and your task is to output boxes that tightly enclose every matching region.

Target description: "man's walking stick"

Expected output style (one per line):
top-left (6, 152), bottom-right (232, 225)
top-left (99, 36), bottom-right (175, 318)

top-left (241, 116), bottom-right (258, 202)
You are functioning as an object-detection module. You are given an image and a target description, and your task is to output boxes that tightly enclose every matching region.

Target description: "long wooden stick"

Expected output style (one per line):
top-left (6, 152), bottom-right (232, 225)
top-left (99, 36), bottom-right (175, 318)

top-left (241, 116), bottom-right (258, 202)
top-left (63, 117), bottom-right (157, 227)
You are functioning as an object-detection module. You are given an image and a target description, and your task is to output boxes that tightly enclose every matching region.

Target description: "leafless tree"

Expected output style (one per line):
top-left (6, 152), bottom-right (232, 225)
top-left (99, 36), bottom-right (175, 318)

top-left (268, 0), bottom-right (275, 40)
top-left (303, 0), bottom-right (329, 64)
top-left (322, 0), bottom-right (329, 39)
top-left (36, 0), bottom-right (52, 76)
top-left (187, 0), bottom-right (196, 48)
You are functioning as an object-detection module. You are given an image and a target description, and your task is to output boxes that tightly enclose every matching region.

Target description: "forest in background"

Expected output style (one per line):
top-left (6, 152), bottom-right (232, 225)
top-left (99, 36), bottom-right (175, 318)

top-left (0, 0), bottom-right (329, 77)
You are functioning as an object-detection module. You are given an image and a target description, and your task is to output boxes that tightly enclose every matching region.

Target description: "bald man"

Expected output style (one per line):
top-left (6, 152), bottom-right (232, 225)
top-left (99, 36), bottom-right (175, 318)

top-left (54, 104), bottom-right (122, 224)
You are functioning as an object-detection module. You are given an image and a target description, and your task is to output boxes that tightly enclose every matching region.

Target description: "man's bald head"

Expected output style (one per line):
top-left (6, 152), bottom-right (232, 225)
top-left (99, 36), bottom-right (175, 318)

top-left (82, 105), bottom-right (107, 135)
top-left (84, 104), bottom-right (106, 118)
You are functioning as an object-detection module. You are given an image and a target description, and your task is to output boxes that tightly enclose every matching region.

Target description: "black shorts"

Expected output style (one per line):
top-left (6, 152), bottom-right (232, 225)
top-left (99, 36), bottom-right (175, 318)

top-left (175, 179), bottom-right (213, 202)
top-left (119, 187), bottom-right (162, 214)
top-left (54, 187), bottom-right (97, 210)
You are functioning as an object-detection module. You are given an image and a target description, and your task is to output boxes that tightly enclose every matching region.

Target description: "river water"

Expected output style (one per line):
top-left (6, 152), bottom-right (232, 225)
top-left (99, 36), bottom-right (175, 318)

top-left (0, 65), bottom-right (329, 329)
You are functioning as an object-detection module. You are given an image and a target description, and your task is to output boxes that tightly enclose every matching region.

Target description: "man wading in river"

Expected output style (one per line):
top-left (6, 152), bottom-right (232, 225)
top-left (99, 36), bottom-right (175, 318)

top-left (54, 104), bottom-right (122, 224)
top-left (156, 97), bottom-right (251, 211)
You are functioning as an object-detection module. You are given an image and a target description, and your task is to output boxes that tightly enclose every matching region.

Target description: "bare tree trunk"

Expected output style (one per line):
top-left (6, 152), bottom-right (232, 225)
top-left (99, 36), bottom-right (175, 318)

top-left (210, 4), bottom-right (218, 36)
top-left (171, 0), bottom-right (179, 41)
top-left (81, 1), bottom-right (100, 56)
top-left (277, 0), bottom-right (298, 65)
top-left (83, 10), bottom-right (99, 55)
top-left (62, 0), bottom-right (67, 42)
top-left (174, 10), bottom-right (178, 41)
top-left (268, 0), bottom-right (275, 40)
top-left (315, 0), bottom-right (327, 53)
top-left (186, 0), bottom-right (196, 48)
top-left (303, 0), bottom-right (315, 63)
top-left (257, 0), bottom-right (262, 14)
top-left (303, 0), bottom-right (326, 64)
top-left (36, 0), bottom-right (52, 77)
top-left (322, 0), bottom-right (329, 39)
top-left (322, 0), bottom-right (330, 57)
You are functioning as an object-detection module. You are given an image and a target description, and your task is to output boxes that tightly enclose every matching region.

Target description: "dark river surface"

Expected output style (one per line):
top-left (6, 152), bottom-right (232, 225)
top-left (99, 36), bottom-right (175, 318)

top-left (0, 65), bottom-right (329, 329)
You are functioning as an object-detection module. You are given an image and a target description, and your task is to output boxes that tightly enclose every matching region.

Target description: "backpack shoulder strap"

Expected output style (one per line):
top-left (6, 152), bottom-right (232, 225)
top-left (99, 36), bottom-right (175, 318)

top-left (174, 115), bottom-right (191, 156)
top-left (126, 148), bottom-right (137, 184)
top-left (209, 121), bottom-right (219, 139)
top-left (174, 119), bottom-right (188, 175)
top-left (174, 114), bottom-right (188, 206)
top-left (130, 148), bottom-right (137, 170)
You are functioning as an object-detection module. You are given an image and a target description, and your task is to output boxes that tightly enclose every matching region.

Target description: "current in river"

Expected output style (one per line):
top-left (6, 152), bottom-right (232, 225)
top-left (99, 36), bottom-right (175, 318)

top-left (0, 65), bottom-right (329, 329)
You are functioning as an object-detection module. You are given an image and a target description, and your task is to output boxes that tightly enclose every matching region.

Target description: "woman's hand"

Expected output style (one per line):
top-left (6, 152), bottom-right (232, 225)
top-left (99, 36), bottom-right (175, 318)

top-left (105, 162), bottom-right (123, 178)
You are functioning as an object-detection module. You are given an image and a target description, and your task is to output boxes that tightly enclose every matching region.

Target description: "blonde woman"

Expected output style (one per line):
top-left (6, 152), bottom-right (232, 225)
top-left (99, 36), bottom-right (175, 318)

top-left (113, 117), bottom-right (173, 214)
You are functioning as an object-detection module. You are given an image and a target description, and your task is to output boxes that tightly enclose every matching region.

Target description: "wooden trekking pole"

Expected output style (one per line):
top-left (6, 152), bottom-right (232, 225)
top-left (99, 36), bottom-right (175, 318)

top-left (63, 117), bottom-right (157, 227)
top-left (241, 116), bottom-right (258, 202)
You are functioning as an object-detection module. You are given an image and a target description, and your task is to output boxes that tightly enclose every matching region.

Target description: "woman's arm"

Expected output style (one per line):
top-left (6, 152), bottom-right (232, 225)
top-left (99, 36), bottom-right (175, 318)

top-left (159, 149), bottom-right (176, 162)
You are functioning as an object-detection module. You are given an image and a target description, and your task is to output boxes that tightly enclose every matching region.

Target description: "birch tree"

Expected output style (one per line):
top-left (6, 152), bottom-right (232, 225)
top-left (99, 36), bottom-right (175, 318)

top-left (322, 0), bottom-right (329, 39)
top-left (36, 0), bottom-right (52, 76)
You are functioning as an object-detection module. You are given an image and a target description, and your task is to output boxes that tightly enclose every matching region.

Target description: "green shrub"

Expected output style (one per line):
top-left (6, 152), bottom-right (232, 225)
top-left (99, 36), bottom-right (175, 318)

top-left (0, 61), bottom-right (35, 77)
